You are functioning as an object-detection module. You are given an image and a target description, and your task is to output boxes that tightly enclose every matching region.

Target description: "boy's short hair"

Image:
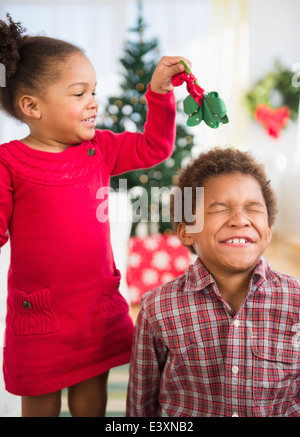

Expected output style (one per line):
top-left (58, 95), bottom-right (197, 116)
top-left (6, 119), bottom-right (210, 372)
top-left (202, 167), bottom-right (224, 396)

top-left (170, 146), bottom-right (278, 233)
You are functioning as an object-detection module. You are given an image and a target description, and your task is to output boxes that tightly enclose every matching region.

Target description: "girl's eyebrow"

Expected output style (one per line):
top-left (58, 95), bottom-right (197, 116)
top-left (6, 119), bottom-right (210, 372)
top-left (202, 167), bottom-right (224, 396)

top-left (67, 82), bottom-right (97, 88)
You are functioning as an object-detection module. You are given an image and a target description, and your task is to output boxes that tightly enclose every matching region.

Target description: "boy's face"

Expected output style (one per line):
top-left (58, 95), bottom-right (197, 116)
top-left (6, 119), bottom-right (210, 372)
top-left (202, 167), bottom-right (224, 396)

top-left (178, 173), bottom-right (272, 277)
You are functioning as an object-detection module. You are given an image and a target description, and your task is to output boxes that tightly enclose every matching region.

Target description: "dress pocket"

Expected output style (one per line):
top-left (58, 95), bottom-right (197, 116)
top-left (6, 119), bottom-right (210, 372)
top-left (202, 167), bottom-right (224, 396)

top-left (252, 335), bottom-right (300, 407)
top-left (99, 288), bottom-right (130, 320)
top-left (99, 270), bottom-right (129, 320)
top-left (11, 288), bottom-right (60, 335)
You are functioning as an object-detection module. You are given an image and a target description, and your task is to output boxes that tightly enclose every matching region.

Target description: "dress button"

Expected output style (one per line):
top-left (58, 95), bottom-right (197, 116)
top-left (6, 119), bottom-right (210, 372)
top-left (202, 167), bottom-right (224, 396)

top-left (87, 148), bottom-right (96, 156)
top-left (232, 365), bottom-right (239, 374)
top-left (22, 301), bottom-right (31, 309)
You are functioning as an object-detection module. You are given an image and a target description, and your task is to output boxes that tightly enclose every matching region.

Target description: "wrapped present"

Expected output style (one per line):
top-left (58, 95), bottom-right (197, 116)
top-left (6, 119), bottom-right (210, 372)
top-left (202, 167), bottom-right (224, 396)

top-left (127, 234), bottom-right (192, 305)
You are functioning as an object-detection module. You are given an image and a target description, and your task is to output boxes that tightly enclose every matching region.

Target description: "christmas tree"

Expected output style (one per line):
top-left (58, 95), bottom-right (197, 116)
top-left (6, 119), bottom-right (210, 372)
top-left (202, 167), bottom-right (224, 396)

top-left (97, 0), bottom-right (195, 235)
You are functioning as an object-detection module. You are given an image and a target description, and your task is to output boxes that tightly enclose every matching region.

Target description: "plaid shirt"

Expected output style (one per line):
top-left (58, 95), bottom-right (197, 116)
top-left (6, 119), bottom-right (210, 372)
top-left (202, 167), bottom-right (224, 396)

top-left (126, 257), bottom-right (300, 417)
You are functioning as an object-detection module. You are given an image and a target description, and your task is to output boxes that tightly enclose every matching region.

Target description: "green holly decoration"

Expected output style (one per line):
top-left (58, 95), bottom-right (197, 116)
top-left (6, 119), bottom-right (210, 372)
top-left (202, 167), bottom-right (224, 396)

top-left (175, 60), bottom-right (229, 128)
top-left (184, 92), bottom-right (229, 128)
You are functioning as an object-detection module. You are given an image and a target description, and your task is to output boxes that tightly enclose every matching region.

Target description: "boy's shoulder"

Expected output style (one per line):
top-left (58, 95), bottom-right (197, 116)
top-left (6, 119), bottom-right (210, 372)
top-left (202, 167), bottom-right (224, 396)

top-left (140, 271), bottom-right (186, 307)
top-left (139, 272), bottom-right (187, 329)
top-left (259, 255), bottom-right (299, 288)
top-left (276, 270), bottom-right (300, 286)
top-left (269, 268), bottom-right (300, 297)
top-left (139, 258), bottom-right (212, 318)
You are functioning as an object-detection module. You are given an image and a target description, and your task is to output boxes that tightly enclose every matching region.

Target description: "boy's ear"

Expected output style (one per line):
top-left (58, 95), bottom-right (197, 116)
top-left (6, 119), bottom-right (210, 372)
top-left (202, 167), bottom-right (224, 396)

top-left (18, 95), bottom-right (42, 120)
top-left (268, 226), bottom-right (272, 244)
top-left (177, 222), bottom-right (194, 247)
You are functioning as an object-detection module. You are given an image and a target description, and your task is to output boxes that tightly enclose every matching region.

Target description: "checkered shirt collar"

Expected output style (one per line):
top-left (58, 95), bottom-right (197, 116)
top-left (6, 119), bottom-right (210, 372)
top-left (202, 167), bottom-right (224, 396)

top-left (185, 255), bottom-right (279, 294)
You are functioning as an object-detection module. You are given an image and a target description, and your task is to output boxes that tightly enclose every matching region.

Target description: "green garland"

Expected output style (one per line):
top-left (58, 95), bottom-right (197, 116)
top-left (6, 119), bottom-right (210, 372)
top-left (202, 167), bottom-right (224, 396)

top-left (246, 60), bottom-right (300, 121)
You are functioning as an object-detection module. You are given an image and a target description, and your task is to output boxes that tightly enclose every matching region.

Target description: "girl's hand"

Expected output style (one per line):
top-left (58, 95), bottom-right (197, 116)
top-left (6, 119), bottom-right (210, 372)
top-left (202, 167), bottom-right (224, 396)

top-left (150, 56), bottom-right (192, 94)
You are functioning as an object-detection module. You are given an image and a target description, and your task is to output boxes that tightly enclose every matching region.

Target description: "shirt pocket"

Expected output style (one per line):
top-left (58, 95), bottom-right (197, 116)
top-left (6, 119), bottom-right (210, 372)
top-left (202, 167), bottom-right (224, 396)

top-left (166, 340), bottom-right (208, 394)
top-left (252, 335), bottom-right (300, 407)
top-left (10, 287), bottom-right (60, 336)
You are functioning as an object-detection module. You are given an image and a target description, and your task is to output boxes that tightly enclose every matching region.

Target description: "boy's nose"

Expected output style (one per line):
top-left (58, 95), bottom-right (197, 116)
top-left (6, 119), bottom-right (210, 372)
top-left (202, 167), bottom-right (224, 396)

top-left (228, 211), bottom-right (251, 227)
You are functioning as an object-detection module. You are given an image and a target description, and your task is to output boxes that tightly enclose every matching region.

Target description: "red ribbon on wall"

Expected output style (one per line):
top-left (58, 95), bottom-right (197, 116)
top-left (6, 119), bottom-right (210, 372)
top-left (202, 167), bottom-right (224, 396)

top-left (255, 103), bottom-right (290, 138)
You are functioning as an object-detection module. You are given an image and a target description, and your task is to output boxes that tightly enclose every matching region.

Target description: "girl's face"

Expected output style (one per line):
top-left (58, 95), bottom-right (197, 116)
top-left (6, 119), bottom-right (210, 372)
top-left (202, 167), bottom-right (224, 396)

top-left (36, 52), bottom-right (98, 147)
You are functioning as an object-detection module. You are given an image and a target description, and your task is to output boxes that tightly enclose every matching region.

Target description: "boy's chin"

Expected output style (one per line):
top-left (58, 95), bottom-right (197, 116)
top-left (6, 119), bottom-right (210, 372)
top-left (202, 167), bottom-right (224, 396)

top-left (223, 255), bottom-right (261, 273)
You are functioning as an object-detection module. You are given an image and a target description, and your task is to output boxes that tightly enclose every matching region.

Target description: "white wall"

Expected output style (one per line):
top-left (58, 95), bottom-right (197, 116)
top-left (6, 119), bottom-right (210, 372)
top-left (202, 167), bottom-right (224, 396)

top-left (247, 0), bottom-right (300, 165)
top-left (246, 0), bottom-right (300, 236)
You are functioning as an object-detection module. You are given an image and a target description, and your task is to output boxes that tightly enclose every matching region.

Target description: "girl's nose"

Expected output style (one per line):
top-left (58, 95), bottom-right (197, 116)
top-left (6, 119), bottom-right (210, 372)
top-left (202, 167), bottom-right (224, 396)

top-left (88, 95), bottom-right (98, 110)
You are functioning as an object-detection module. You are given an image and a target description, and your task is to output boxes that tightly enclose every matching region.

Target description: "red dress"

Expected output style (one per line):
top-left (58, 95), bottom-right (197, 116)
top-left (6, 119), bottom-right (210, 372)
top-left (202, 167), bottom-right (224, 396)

top-left (0, 87), bottom-right (176, 396)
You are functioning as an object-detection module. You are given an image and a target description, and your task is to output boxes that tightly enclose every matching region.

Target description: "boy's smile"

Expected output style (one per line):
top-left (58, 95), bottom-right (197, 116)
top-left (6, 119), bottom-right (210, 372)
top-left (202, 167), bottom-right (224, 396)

top-left (179, 172), bottom-right (272, 277)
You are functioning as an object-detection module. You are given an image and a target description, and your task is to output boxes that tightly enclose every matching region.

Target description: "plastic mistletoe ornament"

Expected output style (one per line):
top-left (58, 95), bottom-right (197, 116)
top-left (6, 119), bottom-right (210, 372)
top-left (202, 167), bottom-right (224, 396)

top-left (172, 60), bottom-right (229, 128)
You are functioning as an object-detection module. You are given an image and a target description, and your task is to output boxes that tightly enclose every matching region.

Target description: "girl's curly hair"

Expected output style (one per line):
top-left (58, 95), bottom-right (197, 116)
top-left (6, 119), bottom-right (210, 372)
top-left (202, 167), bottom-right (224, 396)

top-left (0, 13), bottom-right (83, 120)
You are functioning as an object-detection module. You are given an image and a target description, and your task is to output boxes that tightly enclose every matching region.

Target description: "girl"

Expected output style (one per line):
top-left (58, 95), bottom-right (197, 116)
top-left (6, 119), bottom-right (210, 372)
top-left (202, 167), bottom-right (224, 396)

top-left (0, 14), bottom-right (189, 416)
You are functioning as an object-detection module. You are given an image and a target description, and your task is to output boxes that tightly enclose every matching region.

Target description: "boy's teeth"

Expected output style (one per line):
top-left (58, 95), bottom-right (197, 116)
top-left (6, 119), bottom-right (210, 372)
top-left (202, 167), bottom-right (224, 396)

top-left (227, 238), bottom-right (247, 244)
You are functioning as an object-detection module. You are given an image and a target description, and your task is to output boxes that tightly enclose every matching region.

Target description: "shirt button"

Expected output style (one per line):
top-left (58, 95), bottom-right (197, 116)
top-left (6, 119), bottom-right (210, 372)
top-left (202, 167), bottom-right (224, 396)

top-left (87, 148), bottom-right (96, 156)
top-left (232, 412), bottom-right (239, 417)
top-left (22, 301), bottom-right (31, 309)
top-left (233, 319), bottom-right (240, 328)
top-left (232, 365), bottom-right (239, 374)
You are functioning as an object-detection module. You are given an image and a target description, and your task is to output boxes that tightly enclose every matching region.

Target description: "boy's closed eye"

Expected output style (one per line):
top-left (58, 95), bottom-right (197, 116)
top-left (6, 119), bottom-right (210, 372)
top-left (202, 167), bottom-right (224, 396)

top-left (208, 209), bottom-right (230, 215)
top-left (207, 201), bottom-right (266, 215)
top-left (207, 202), bottom-right (231, 214)
top-left (244, 202), bottom-right (266, 214)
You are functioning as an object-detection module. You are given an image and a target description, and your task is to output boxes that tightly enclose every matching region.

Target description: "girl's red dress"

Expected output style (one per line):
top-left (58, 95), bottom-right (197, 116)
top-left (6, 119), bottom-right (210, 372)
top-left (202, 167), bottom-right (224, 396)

top-left (0, 87), bottom-right (176, 396)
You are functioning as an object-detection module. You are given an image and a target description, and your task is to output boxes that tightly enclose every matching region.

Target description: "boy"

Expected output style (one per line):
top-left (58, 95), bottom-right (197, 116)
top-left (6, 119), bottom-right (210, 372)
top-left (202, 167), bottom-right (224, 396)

top-left (126, 147), bottom-right (300, 417)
